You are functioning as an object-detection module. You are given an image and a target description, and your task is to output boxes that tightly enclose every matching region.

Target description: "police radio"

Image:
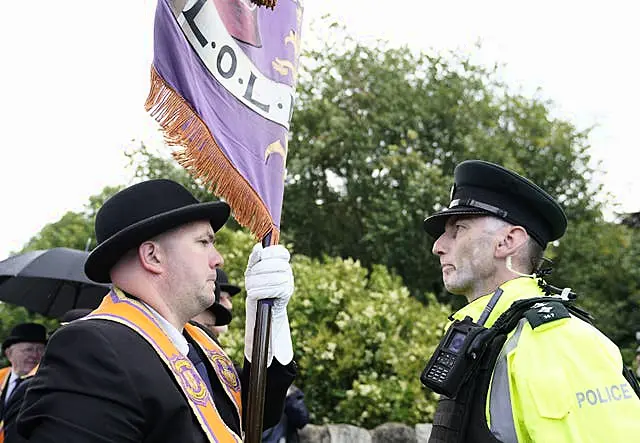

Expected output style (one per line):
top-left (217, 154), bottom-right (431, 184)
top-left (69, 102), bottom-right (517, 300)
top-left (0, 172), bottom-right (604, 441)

top-left (420, 316), bottom-right (492, 398)
top-left (421, 289), bottom-right (503, 398)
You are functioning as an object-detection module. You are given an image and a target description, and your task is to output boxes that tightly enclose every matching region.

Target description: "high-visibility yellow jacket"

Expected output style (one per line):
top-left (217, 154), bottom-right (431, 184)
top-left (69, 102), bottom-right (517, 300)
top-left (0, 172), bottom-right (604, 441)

top-left (449, 277), bottom-right (640, 443)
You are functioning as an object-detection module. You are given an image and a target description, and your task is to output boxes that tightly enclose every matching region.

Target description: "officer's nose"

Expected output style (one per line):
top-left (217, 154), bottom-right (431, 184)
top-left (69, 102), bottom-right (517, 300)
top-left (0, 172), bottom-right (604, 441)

top-left (432, 233), bottom-right (447, 256)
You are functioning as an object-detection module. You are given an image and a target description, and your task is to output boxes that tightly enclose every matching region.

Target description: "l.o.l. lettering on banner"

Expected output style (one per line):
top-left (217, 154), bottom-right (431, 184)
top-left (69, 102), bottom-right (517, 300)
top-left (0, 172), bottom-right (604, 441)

top-left (171, 0), bottom-right (296, 129)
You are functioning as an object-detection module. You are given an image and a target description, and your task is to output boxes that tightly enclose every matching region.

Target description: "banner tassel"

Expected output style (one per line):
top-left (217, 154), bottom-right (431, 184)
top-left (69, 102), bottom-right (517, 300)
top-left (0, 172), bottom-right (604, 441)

top-left (251, 0), bottom-right (277, 9)
top-left (145, 66), bottom-right (280, 244)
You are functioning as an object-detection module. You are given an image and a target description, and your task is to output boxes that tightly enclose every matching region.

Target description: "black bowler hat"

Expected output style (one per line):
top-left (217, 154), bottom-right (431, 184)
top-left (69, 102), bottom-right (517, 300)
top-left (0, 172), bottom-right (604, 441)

top-left (2, 323), bottom-right (47, 352)
top-left (59, 308), bottom-right (93, 325)
top-left (216, 268), bottom-right (241, 297)
top-left (85, 179), bottom-right (230, 283)
top-left (423, 160), bottom-right (567, 247)
top-left (208, 282), bottom-right (232, 326)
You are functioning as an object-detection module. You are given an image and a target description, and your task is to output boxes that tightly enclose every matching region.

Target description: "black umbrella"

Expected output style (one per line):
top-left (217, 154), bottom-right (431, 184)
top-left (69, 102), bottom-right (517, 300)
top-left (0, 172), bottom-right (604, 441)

top-left (0, 247), bottom-right (110, 319)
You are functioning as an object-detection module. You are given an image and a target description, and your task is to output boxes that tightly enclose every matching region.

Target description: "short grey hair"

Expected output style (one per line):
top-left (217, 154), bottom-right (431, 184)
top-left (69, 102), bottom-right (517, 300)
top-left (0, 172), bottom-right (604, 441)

top-left (483, 216), bottom-right (544, 273)
top-left (523, 237), bottom-right (545, 274)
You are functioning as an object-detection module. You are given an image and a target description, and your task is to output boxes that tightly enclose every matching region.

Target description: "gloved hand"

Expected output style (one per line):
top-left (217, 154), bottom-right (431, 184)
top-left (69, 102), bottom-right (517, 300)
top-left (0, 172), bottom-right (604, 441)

top-left (244, 243), bottom-right (294, 365)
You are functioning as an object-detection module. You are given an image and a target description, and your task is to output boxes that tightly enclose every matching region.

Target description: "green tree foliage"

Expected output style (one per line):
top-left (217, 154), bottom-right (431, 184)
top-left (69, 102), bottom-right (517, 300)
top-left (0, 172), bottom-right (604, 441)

top-left (126, 143), bottom-right (242, 231)
top-left (215, 229), bottom-right (450, 427)
top-left (283, 26), bottom-right (601, 305)
top-left (5, 23), bottom-right (639, 426)
top-left (552, 220), bottom-right (640, 362)
top-left (0, 186), bottom-right (121, 350)
top-left (20, 212), bottom-right (95, 253)
top-left (0, 305), bottom-right (54, 367)
top-left (21, 186), bottom-right (122, 253)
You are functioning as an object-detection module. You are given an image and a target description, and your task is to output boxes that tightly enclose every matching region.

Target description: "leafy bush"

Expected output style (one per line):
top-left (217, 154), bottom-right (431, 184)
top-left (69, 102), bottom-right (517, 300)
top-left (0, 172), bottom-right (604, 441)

top-left (216, 229), bottom-right (450, 427)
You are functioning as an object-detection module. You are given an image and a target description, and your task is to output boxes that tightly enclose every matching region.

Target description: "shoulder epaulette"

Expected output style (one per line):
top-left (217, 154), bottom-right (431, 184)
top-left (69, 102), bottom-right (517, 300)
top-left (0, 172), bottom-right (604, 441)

top-left (524, 300), bottom-right (570, 330)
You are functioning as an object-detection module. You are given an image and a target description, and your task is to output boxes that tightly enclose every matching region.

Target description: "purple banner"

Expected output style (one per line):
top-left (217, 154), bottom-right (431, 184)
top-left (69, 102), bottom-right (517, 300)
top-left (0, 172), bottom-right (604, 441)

top-left (147, 0), bottom-right (303, 238)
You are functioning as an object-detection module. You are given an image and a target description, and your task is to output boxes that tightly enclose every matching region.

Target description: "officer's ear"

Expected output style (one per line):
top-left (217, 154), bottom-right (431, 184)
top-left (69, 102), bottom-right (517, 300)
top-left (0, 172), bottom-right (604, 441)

top-left (495, 225), bottom-right (528, 259)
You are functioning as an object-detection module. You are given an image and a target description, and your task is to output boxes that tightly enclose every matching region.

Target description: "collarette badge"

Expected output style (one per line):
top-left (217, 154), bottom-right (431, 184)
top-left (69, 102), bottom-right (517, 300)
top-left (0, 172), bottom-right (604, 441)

top-left (209, 351), bottom-right (241, 392)
top-left (171, 355), bottom-right (210, 406)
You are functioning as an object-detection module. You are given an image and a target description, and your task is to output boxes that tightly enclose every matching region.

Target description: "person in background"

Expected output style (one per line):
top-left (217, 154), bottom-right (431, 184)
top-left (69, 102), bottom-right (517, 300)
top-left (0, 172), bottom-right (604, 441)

top-left (3, 310), bottom-right (92, 443)
top-left (212, 269), bottom-right (240, 337)
top-left (0, 324), bottom-right (47, 420)
top-left (262, 384), bottom-right (310, 443)
top-left (190, 276), bottom-right (232, 342)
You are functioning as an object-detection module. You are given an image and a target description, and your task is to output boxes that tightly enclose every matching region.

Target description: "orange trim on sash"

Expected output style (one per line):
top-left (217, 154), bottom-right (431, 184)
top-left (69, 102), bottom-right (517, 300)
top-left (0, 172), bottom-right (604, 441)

top-left (0, 367), bottom-right (10, 393)
top-left (185, 323), bottom-right (243, 422)
top-left (24, 364), bottom-right (39, 378)
top-left (0, 365), bottom-right (39, 443)
top-left (86, 288), bottom-right (243, 443)
top-left (0, 367), bottom-right (11, 443)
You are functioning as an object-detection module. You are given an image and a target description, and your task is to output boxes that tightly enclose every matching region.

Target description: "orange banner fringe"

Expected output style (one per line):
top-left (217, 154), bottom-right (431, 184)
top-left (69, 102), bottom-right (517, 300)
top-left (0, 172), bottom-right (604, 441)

top-left (251, 0), bottom-right (277, 9)
top-left (145, 66), bottom-right (280, 245)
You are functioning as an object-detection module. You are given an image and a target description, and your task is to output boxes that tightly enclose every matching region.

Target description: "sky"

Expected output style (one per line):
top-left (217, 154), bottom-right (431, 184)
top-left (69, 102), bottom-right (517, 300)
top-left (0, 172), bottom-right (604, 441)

top-left (0, 0), bottom-right (637, 261)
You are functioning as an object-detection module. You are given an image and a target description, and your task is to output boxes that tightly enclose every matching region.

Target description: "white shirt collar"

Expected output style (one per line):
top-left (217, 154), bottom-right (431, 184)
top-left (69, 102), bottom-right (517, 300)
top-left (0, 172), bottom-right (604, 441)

top-left (8, 370), bottom-right (20, 384)
top-left (140, 302), bottom-right (189, 355)
top-left (5, 371), bottom-right (21, 402)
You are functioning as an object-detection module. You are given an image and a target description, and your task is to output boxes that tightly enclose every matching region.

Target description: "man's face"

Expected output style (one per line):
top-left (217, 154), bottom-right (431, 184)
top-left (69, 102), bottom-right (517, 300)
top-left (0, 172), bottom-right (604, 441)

top-left (219, 290), bottom-right (233, 311)
top-left (432, 216), bottom-right (502, 298)
top-left (161, 220), bottom-right (224, 320)
top-left (5, 342), bottom-right (45, 376)
top-left (212, 290), bottom-right (232, 337)
top-left (192, 309), bottom-right (218, 336)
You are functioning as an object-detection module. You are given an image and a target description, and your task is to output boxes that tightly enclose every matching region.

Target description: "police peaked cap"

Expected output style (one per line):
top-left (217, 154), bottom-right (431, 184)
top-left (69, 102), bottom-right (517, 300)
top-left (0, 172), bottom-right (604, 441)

top-left (423, 160), bottom-right (567, 247)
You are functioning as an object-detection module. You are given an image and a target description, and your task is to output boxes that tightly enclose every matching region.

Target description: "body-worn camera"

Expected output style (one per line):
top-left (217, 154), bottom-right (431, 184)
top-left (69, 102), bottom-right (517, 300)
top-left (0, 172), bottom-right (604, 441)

top-left (420, 316), bottom-right (491, 398)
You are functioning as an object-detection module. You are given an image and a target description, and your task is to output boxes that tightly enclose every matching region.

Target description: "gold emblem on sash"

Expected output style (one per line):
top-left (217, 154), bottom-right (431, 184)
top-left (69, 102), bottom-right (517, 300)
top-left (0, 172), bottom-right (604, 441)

top-left (171, 355), bottom-right (210, 405)
top-left (89, 289), bottom-right (244, 442)
top-left (209, 351), bottom-right (241, 392)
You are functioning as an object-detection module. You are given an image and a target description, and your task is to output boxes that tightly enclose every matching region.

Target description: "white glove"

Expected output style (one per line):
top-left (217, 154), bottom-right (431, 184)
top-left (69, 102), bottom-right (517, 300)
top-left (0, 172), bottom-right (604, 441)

top-left (244, 243), bottom-right (294, 365)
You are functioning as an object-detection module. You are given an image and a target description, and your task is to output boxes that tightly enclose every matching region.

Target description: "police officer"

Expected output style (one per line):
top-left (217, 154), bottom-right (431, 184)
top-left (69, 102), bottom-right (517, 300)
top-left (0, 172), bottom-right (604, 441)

top-left (423, 160), bottom-right (640, 442)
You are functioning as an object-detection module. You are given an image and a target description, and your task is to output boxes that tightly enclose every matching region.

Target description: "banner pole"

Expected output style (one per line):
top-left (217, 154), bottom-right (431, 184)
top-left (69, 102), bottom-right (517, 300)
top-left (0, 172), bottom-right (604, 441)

top-left (245, 232), bottom-right (275, 443)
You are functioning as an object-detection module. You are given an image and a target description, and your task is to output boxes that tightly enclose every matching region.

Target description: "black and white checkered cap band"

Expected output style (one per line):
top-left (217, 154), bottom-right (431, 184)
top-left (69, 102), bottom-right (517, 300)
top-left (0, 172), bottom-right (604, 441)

top-left (449, 199), bottom-right (508, 219)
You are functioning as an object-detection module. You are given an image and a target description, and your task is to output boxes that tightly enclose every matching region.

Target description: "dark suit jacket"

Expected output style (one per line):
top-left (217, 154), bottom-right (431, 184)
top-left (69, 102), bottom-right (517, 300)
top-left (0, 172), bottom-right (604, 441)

top-left (17, 318), bottom-right (295, 442)
top-left (0, 377), bottom-right (9, 421)
top-left (3, 377), bottom-right (30, 443)
top-left (0, 369), bottom-right (16, 421)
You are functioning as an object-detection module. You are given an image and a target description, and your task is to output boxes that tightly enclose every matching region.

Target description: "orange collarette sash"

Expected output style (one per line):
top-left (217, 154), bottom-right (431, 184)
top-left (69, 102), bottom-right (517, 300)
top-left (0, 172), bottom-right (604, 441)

top-left (0, 366), bottom-right (10, 443)
top-left (86, 288), bottom-right (243, 443)
top-left (0, 365), bottom-right (39, 443)
top-left (0, 367), bottom-right (10, 395)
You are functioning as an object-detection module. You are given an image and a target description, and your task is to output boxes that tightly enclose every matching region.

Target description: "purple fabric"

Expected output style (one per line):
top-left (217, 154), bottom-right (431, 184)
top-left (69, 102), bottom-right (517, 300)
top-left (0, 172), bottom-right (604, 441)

top-left (153, 0), bottom-right (303, 230)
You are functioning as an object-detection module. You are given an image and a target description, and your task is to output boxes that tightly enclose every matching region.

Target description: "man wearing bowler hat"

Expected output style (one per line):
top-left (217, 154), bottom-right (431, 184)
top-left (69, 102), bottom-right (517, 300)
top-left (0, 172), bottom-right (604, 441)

top-left (17, 179), bottom-right (296, 442)
top-left (422, 160), bottom-right (640, 442)
top-left (213, 268), bottom-right (240, 337)
top-left (0, 324), bottom-right (46, 418)
top-left (2, 311), bottom-right (91, 443)
top-left (191, 270), bottom-right (234, 340)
